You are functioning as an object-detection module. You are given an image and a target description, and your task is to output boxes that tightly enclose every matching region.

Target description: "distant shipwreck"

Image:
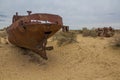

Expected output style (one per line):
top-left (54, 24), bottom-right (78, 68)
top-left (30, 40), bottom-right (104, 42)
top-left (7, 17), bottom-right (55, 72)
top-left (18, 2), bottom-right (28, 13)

top-left (7, 11), bottom-right (66, 60)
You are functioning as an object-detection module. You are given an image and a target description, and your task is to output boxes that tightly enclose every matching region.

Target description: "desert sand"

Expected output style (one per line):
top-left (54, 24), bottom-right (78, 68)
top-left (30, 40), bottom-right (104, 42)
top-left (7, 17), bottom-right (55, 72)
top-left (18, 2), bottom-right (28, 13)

top-left (0, 30), bottom-right (120, 80)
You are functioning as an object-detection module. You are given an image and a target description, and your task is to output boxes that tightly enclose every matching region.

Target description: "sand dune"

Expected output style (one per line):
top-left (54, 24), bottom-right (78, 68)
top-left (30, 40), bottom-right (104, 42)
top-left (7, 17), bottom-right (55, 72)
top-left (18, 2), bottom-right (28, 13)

top-left (0, 31), bottom-right (120, 80)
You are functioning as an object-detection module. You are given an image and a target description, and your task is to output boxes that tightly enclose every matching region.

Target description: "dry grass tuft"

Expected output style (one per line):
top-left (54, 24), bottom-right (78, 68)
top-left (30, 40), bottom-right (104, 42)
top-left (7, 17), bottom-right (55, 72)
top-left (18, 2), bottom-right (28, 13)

top-left (89, 29), bottom-right (98, 37)
top-left (0, 29), bottom-right (7, 38)
top-left (82, 27), bottom-right (90, 37)
top-left (0, 28), bottom-right (8, 44)
top-left (111, 33), bottom-right (120, 47)
top-left (82, 27), bottom-right (97, 37)
top-left (52, 31), bottom-right (77, 46)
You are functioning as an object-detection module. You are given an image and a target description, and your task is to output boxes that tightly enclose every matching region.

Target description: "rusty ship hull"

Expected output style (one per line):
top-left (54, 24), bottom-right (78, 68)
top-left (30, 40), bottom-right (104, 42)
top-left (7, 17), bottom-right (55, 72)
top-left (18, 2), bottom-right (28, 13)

top-left (7, 11), bottom-right (63, 59)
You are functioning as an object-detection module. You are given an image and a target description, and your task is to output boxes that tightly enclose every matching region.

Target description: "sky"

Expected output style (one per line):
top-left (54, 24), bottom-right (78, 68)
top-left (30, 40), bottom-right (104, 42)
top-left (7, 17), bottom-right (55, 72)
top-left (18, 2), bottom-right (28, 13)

top-left (0, 0), bottom-right (120, 29)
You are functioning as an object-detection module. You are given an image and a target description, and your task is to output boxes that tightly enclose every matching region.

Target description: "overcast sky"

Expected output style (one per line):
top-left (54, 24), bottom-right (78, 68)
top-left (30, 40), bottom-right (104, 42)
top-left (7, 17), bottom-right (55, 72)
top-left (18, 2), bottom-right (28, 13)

top-left (0, 0), bottom-right (120, 29)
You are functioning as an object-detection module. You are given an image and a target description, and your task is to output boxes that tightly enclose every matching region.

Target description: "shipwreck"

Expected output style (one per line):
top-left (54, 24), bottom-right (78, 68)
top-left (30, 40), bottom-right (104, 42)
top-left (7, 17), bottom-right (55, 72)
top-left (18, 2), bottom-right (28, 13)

top-left (7, 11), bottom-right (64, 60)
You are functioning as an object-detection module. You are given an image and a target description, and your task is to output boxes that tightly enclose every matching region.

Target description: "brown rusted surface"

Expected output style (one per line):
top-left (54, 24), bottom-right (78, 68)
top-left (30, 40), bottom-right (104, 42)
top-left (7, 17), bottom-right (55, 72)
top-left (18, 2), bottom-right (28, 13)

top-left (7, 11), bottom-right (64, 60)
top-left (96, 27), bottom-right (115, 37)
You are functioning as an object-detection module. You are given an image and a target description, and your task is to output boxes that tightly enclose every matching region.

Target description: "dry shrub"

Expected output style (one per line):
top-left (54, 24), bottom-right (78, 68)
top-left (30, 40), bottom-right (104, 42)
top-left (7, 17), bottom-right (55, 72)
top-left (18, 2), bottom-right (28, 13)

top-left (0, 28), bottom-right (4, 31)
top-left (82, 27), bottom-right (97, 37)
top-left (52, 32), bottom-right (77, 46)
top-left (89, 29), bottom-right (98, 37)
top-left (79, 30), bottom-right (83, 34)
top-left (107, 30), bottom-right (115, 37)
top-left (0, 29), bottom-right (7, 38)
top-left (112, 34), bottom-right (120, 47)
top-left (115, 29), bottom-right (120, 34)
top-left (82, 27), bottom-right (90, 37)
top-left (0, 28), bottom-right (8, 44)
top-left (70, 30), bottom-right (83, 34)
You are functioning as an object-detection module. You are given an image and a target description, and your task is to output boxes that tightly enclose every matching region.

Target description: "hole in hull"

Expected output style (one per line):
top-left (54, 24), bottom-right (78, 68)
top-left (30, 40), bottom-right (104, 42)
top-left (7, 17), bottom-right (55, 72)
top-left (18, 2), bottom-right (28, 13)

top-left (44, 31), bottom-right (52, 34)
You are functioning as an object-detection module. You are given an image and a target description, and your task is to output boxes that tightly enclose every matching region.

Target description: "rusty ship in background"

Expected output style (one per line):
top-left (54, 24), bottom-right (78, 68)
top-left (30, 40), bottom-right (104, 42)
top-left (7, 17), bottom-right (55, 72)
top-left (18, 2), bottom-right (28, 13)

top-left (7, 11), bottom-right (64, 60)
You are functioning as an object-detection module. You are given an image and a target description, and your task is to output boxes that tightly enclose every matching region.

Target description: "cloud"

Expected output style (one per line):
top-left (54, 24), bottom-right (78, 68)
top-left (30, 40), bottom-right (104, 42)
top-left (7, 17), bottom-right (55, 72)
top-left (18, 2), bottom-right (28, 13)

top-left (0, 19), bottom-right (5, 22)
top-left (0, 14), bottom-right (7, 22)
top-left (0, 14), bottom-right (7, 18)
top-left (0, 0), bottom-right (120, 29)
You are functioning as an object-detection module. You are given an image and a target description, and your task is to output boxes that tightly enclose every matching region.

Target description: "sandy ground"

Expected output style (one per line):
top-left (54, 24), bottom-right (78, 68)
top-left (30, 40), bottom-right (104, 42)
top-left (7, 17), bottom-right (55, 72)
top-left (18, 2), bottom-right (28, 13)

top-left (0, 31), bottom-right (120, 80)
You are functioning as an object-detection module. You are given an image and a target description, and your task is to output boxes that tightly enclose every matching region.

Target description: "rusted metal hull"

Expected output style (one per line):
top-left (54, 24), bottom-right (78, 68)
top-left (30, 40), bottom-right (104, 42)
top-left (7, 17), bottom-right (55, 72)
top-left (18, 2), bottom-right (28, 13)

top-left (7, 12), bottom-right (63, 60)
top-left (7, 24), bottom-right (61, 59)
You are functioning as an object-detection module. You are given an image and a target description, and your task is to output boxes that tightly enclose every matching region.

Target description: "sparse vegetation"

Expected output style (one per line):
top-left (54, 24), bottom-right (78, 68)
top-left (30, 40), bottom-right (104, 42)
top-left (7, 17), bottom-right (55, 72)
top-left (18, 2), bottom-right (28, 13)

top-left (70, 30), bottom-right (83, 34)
top-left (82, 27), bottom-right (90, 37)
top-left (89, 29), bottom-right (98, 37)
top-left (0, 27), bottom-right (7, 38)
top-left (112, 34), bottom-right (120, 47)
top-left (82, 27), bottom-right (97, 37)
top-left (0, 27), bottom-right (7, 31)
top-left (0, 31), bottom-right (7, 38)
top-left (0, 28), bottom-right (8, 44)
top-left (52, 31), bottom-right (77, 46)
